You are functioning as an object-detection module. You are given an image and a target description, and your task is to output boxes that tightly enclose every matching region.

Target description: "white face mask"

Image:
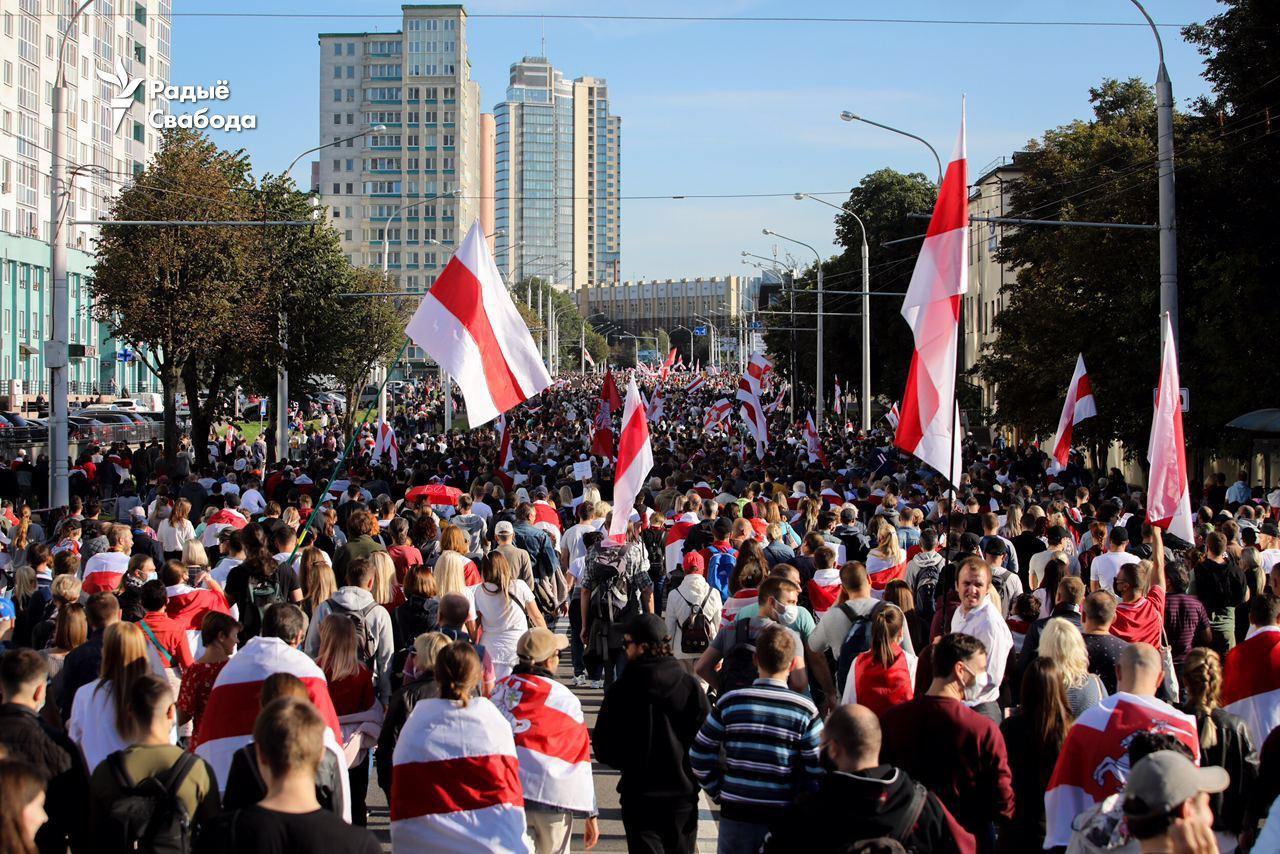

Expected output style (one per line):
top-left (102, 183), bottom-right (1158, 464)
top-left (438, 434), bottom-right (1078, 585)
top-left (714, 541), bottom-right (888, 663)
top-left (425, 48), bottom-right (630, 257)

top-left (774, 599), bottom-right (799, 626)
top-left (961, 662), bottom-right (992, 702)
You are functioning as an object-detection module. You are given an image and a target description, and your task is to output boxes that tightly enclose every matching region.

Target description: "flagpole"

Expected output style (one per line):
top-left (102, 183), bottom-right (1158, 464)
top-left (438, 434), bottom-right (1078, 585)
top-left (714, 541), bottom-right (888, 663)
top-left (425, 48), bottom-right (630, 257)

top-left (282, 335), bottom-right (412, 570)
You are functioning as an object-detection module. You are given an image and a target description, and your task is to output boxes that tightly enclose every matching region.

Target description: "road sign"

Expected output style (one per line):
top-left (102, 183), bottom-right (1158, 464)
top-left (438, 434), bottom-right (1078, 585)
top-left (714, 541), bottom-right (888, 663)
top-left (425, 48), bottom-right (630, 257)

top-left (693, 326), bottom-right (708, 336)
top-left (748, 321), bottom-right (763, 330)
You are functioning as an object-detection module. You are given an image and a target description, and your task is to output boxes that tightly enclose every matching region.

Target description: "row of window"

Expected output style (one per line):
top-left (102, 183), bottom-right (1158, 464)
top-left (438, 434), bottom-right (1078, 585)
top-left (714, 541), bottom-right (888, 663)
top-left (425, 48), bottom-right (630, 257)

top-left (331, 155), bottom-right (457, 172)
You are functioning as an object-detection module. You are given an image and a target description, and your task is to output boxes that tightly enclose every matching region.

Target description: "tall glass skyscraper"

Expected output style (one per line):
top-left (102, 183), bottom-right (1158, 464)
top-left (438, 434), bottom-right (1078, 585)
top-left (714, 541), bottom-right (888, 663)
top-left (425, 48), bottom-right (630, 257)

top-left (494, 57), bottom-right (620, 292)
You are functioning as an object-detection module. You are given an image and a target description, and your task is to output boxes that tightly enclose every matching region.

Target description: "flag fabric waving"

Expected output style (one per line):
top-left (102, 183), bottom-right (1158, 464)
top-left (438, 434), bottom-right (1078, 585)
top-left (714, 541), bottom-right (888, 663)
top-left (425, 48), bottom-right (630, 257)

top-left (833, 377), bottom-right (843, 416)
top-left (494, 413), bottom-right (514, 470)
top-left (704, 398), bottom-right (733, 433)
top-left (886, 401), bottom-right (901, 430)
top-left (490, 672), bottom-right (595, 815)
top-left (390, 697), bottom-right (529, 852)
top-left (895, 106), bottom-right (967, 485)
top-left (1048, 354), bottom-right (1096, 473)
top-left (804, 412), bottom-right (826, 465)
top-left (1043, 692), bottom-right (1199, 848)
top-left (195, 636), bottom-right (348, 811)
top-left (1222, 625), bottom-right (1280, 748)
top-left (610, 377), bottom-right (654, 542)
top-left (405, 221), bottom-right (551, 426)
top-left (223, 424), bottom-right (236, 456)
top-left (589, 396), bottom-right (614, 458)
top-left (372, 419), bottom-right (400, 470)
top-left (1147, 314), bottom-right (1194, 543)
top-left (686, 374), bottom-right (706, 395)
top-left (601, 370), bottom-right (623, 412)
top-left (582, 347), bottom-right (595, 369)
top-left (647, 382), bottom-right (665, 423)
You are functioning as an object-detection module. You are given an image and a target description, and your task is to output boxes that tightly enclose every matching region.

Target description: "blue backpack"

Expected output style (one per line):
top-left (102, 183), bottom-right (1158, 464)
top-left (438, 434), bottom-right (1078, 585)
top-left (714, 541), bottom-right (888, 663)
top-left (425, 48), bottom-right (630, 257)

top-left (705, 545), bottom-right (738, 601)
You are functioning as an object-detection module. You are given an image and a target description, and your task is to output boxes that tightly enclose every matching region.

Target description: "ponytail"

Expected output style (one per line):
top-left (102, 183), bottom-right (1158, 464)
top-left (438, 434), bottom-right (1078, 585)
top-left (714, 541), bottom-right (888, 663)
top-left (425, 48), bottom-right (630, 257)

top-left (871, 605), bottom-right (905, 669)
top-left (1182, 648), bottom-right (1223, 750)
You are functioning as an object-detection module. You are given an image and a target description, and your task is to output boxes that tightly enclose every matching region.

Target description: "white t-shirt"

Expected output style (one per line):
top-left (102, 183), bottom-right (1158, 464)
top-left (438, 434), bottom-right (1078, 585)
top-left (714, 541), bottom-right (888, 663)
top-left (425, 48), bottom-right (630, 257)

top-left (472, 580), bottom-right (535, 665)
top-left (240, 488), bottom-right (266, 515)
top-left (1091, 551), bottom-right (1140, 593)
top-left (157, 518), bottom-right (195, 553)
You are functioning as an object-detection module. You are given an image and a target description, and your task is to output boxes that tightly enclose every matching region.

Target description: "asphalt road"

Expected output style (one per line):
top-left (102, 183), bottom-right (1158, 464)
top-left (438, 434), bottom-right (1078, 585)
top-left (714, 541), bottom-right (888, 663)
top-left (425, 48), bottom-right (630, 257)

top-left (365, 622), bottom-right (721, 852)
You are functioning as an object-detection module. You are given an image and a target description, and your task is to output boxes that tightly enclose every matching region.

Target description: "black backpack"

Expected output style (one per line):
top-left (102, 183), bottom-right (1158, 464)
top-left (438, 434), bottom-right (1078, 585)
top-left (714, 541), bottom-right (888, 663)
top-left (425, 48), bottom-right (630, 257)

top-left (102, 750), bottom-right (200, 854)
top-left (329, 598), bottom-right (379, 670)
top-left (240, 571), bottom-right (286, 638)
top-left (588, 544), bottom-right (640, 645)
top-left (835, 601), bottom-right (885, 693)
top-left (911, 558), bottom-right (943, 622)
top-left (719, 618), bottom-right (761, 695)
top-left (991, 568), bottom-right (1014, 606)
top-left (677, 589), bottom-right (714, 655)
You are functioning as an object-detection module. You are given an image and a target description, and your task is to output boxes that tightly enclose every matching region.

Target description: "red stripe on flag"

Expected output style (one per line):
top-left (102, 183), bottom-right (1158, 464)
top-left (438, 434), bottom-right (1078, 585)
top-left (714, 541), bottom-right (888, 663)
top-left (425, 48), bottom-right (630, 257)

top-left (616, 407), bottom-right (650, 480)
top-left (391, 754), bottom-right (524, 820)
top-left (196, 676), bottom-right (339, 745)
top-left (926, 159), bottom-right (968, 238)
top-left (894, 353), bottom-right (926, 453)
top-left (429, 258), bottom-right (526, 413)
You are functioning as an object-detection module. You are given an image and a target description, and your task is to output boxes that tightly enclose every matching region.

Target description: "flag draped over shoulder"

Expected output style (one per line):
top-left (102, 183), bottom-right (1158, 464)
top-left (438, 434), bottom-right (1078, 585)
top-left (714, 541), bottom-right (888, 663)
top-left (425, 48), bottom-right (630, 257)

top-left (1048, 354), bottom-right (1096, 473)
top-left (895, 107), bottom-right (967, 484)
top-left (405, 221), bottom-right (551, 426)
top-left (1222, 625), bottom-right (1280, 748)
top-left (390, 697), bottom-right (529, 853)
top-left (491, 673), bottom-right (595, 815)
top-left (1043, 693), bottom-right (1198, 848)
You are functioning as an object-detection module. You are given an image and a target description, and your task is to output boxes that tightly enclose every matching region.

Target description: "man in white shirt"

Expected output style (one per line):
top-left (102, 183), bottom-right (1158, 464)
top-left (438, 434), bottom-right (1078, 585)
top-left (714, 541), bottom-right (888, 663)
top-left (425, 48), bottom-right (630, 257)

top-left (1090, 527), bottom-right (1140, 593)
top-left (240, 479), bottom-right (266, 516)
top-left (1226, 470), bottom-right (1251, 507)
top-left (560, 502), bottom-right (603, 687)
top-left (1028, 525), bottom-right (1081, 585)
top-left (949, 556), bottom-right (1013, 725)
top-left (1257, 522), bottom-right (1280, 576)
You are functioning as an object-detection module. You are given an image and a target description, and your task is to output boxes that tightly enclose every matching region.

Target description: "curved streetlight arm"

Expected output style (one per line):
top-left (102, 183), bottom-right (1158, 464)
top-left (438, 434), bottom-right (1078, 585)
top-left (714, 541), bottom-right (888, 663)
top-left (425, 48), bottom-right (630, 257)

top-left (287, 124), bottom-right (387, 179)
top-left (1127, 0), bottom-right (1165, 65)
top-left (56, 2), bottom-right (97, 88)
top-left (839, 112), bottom-right (943, 187)
top-left (380, 190), bottom-right (459, 272)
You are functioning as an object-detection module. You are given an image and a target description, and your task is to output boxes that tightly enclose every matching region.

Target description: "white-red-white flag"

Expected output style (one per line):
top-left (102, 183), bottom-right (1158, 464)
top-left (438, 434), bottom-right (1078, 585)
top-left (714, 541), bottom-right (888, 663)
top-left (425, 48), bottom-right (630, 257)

top-left (865, 550), bottom-right (908, 591)
top-left (223, 424), bottom-right (236, 456)
top-left (609, 377), bottom-right (653, 542)
top-left (833, 377), bottom-right (843, 416)
top-left (494, 413), bottom-right (514, 469)
top-left (1147, 314), bottom-right (1194, 543)
top-left (582, 347), bottom-right (595, 369)
top-left (491, 672), bottom-right (595, 815)
top-left (686, 374), bottom-right (706, 395)
top-left (886, 401), bottom-right (901, 430)
top-left (895, 106), bottom-right (967, 485)
top-left (647, 382), bottom-right (665, 423)
top-left (372, 419), bottom-right (400, 470)
top-left (391, 696), bottom-right (528, 852)
top-left (703, 398), bottom-right (733, 433)
top-left (1044, 693), bottom-right (1199, 848)
top-left (1222, 625), bottom-right (1280, 748)
top-left (803, 412), bottom-right (826, 465)
top-left (1048, 354), bottom-right (1096, 473)
top-left (405, 221), bottom-right (551, 426)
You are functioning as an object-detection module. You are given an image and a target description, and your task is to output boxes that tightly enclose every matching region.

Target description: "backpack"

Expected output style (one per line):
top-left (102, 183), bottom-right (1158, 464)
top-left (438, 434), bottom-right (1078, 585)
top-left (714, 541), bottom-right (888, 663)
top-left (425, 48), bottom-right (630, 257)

top-left (240, 571), bottom-right (286, 638)
top-left (835, 601), bottom-right (884, 693)
top-left (588, 545), bottom-right (640, 645)
top-left (705, 545), bottom-right (738, 601)
top-left (911, 558), bottom-right (943, 622)
top-left (990, 568), bottom-right (1014, 605)
top-left (677, 589), bottom-right (714, 655)
top-left (102, 750), bottom-right (200, 854)
top-left (682, 520), bottom-right (715, 557)
top-left (719, 618), bottom-right (761, 695)
top-left (328, 598), bottom-right (379, 670)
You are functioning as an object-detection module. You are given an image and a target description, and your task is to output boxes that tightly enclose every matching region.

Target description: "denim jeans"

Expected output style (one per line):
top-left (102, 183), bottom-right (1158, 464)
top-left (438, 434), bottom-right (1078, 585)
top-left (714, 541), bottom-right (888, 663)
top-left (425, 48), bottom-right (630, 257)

top-left (717, 818), bottom-right (770, 854)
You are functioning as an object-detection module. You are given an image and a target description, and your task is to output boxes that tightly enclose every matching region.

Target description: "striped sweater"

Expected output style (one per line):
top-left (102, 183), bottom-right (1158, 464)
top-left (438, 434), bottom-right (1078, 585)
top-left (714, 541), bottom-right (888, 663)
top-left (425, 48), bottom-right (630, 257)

top-left (689, 678), bottom-right (824, 822)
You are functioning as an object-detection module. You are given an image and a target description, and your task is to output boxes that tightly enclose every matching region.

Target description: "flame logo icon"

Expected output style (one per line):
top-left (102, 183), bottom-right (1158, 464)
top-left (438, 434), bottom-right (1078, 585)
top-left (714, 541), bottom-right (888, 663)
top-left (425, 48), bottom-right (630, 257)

top-left (96, 57), bottom-right (144, 133)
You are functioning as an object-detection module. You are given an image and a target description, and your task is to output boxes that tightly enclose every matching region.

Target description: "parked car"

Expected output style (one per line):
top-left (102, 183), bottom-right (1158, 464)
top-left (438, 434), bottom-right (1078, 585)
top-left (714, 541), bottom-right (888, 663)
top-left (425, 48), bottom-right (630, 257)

top-left (0, 412), bottom-right (39, 443)
top-left (66, 415), bottom-right (113, 445)
top-left (76, 410), bottom-right (139, 443)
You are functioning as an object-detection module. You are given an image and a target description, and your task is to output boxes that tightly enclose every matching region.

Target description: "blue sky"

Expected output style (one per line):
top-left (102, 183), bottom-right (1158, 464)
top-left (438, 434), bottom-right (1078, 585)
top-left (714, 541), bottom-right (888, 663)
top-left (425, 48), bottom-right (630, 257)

top-left (174, 0), bottom-right (1222, 281)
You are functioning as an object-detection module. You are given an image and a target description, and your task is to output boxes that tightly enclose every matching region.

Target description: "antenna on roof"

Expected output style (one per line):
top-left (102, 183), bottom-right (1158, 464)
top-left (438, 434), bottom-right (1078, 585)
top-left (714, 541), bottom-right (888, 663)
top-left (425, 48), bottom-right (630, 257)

top-left (541, 17), bottom-right (546, 58)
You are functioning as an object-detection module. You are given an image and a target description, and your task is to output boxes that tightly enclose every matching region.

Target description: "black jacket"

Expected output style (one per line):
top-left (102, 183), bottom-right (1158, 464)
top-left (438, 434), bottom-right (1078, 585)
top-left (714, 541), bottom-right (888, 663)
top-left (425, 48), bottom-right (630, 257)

top-left (56, 627), bottom-right (106, 720)
top-left (375, 673), bottom-right (440, 793)
top-left (763, 765), bottom-right (965, 853)
top-left (999, 712), bottom-right (1061, 852)
top-left (130, 529), bottom-right (165, 567)
top-left (1184, 705), bottom-right (1258, 835)
top-left (222, 740), bottom-right (345, 818)
top-left (0, 703), bottom-right (91, 854)
top-left (593, 654), bottom-right (709, 800)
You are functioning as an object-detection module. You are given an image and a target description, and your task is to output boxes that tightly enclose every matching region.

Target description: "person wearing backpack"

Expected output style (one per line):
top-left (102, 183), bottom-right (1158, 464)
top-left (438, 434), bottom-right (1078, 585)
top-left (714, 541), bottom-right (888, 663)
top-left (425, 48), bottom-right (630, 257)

top-left (303, 558), bottom-right (395, 703)
top-left (761, 704), bottom-right (975, 853)
top-left (697, 518), bottom-right (738, 601)
top-left (903, 527), bottom-right (946, 625)
top-left (664, 552), bottom-right (723, 680)
top-left (695, 576), bottom-right (808, 697)
top-left (224, 552), bottom-right (302, 641)
top-left (89, 674), bottom-right (220, 853)
top-left (981, 539), bottom-right (1024, 620)
top-left (580, 526), bottom-right (654, 690)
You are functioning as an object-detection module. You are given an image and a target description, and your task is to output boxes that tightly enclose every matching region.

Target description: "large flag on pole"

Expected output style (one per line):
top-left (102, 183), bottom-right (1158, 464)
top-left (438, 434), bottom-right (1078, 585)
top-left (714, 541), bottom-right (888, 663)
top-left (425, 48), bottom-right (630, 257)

top-left (610, 377), bottom-right (653, 542)
top-left (894, 106), bottom-right (967, 486)
top-left (703, 398), bottom-right (733, 433)
top-left (372, 419), bottom-right (400, 470)
top-left (1048, 354), bottom-right (1096, 473)
top-left (1147, 314), bottom-right (1194, 543)
top-left (601, 370), bottom-right (623, 412)
top-left (405, 221), bottom-right (551, 426)
top-left (803, 412), bottom-right (826, 465)
top-left (832, 377), bottom-right (843, 416)
top-left (493, 413), bottom-right (514, 470)
top-left (885, 401), bottom-right (901, 430)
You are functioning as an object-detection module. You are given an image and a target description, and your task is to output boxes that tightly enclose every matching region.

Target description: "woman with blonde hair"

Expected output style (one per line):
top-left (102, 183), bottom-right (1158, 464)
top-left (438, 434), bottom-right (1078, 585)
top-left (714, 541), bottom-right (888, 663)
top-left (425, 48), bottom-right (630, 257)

top-left (1038, 617), bottom-right (1106, 718)
top-left (865, 521), bottom-right (906, 594)
top-left (433, 550), bottom-right (478, 635)
top-left (69, 621), bottom-right (167, 770)
top-left (368, 550), bottom-right (403, 612)
top-left (1180, 647), bottom-right (1256, 852)
top-left (157, 498), bottom-right (195, 561)
top-left (438, 524), bottom-right (480, 584)
top-left (182, 540), bottom-right (210, 576)
top-left (298, 547), bottom-right (337, 618)
top-left (473, 551), bottom-right (545, 679)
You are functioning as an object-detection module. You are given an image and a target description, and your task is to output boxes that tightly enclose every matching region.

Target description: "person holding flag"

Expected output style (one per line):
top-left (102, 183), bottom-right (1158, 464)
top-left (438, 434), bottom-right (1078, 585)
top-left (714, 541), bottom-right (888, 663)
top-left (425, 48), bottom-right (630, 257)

top-left (1047, 355), bottom-right (1096, 474)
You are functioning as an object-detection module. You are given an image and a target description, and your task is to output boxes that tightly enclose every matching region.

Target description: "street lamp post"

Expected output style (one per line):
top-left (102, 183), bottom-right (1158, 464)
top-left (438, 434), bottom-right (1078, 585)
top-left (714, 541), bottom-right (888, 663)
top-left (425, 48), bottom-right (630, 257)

top-left (693, 315), bottom-right (718, 372)
top-left (763, 228), bottom-right (824, 428)
top-left (795, 193), bottom-right (871, 431)
top-left (1128, 0), bottom-right (1179, 346)
top-left (839, 112), bottom-right (943, 186)
top-left (49, 0), bottom-right (98, 509)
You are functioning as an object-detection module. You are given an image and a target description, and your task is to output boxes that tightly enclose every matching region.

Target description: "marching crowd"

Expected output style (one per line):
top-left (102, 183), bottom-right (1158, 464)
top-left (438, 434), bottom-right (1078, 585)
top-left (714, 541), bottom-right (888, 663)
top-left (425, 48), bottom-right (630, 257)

top-left (0, 369), bottom-right (1278, 854)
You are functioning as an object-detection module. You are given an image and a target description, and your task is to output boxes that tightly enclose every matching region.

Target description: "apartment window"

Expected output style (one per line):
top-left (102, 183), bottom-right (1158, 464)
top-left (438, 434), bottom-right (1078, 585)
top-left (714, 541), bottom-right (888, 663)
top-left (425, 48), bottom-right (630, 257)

top-left (332, 159), bottom-right (341, 172)
top-left (332, 89), bottom-right (341, 102)
top-left (132, 121), bottom-right (144, 142)
top-left (3, 13), bottom-right (11, 37)
top-left (333, 43), bottom-right (342, 56)
top-left (344, 230), bottom-right (352, 241)
top-left (346, 43), bottom-right (355, 55)
top-left (346, 88), bottom-right (355, 102)
top-left (332, 113), bottom-right (341, 125)
top-left (345, 183), bottom-right (353, 194)
top-left (345, 158), bottom-right (354, 171)
top-left (346, 113), bottom-right (354, 125)
top-left (331, 183), bottom-right (340, 194)
top-left (333, 66), bottom-right (341, 79)
top-left (346, 66), bottom-right (355, 79)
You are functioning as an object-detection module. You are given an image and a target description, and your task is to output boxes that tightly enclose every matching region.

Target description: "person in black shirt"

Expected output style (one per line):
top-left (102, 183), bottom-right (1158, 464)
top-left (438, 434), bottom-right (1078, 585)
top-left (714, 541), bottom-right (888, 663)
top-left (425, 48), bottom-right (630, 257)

top-left (1081, 590), bottom-right (1127, 695)
top-left (199, 697), bottom-right (376, 854)
top-left (224, 554), bottom-right (302, 639)
top-left (1195, 531), bottom-right (1249, 655)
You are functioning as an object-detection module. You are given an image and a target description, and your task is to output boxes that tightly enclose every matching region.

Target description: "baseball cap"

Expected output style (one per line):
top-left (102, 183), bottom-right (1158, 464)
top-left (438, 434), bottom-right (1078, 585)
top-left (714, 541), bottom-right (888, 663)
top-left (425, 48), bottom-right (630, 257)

top-left (129, 505), bottom-right (147, 520)
top-left (625, 613), bottom-right (669, 646)
top-left (1047, 482), bottom-right (1065, 493)
top-left (494, 520), bottom-right (514, 536)
top-left (1260, 522), bottom-right (1279, 537)
top-left (1123, 750), bottom-right (1228, 820)
top-left (516, 627), bottom-right (569, 663)
top-left (532, 486), bottom-right (549, 499)
top-left (960, 532), bottom-right (981, 552)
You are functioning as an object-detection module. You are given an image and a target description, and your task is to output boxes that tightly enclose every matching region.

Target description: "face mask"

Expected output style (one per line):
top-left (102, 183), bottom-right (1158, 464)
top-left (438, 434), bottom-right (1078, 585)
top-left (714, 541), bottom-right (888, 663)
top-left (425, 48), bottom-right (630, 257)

top-left (775, 600), bottom-right (799, 626)
top-left (961, 662), bottom-right (991, 702)
top-left (143, 571), bottom-right (157, 583)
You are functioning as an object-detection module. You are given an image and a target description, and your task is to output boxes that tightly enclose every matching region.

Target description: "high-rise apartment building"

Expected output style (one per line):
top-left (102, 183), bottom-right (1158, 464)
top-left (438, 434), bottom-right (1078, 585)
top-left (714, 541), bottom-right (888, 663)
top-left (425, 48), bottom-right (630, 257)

top-left (0, 0), bottom-right (171, 406)
top-left (493, 56), bottom-right (619, 292)
top-left (317, 3), bottom-right (483, 302)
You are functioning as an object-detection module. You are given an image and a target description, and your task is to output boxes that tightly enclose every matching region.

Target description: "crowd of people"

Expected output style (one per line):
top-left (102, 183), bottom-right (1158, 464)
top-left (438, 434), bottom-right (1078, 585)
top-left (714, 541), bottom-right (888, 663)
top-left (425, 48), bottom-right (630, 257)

top-left (0, 367), bottom-right (1278, 853)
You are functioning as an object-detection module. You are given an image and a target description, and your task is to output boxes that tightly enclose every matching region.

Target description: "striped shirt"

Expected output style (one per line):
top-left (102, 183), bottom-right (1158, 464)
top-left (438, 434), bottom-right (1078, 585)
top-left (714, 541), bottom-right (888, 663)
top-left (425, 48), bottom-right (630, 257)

top-left (689, 678), bottom-right (823, 822)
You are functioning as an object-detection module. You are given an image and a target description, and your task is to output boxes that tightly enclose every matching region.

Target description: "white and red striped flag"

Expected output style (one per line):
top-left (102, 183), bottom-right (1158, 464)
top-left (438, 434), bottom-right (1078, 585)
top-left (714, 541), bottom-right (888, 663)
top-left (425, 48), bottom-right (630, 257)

top-left (80, 551), bottom-right (130, 595)
top-left (491, 672), bottom-right (595, 815)
top-left (589, 396), bottom-right (614, 458)
top-left (405, 221), bottom-right (551, 427)
top-left (703, 398), bottom-right (733, 433)
top-left (601, 370), bottom-right (623, 412)
top-left (223, 424), bottom-right (236, 456)
top-left (390, 697), bottom-right (528, 852)
top-left (1147, 314), bottom-right (1194, 543)
top-left (833, 377), bottom-right (843, 416)
top-left (164, 582), bottom-right (231, 655)
top-left (609, 377), bottom-right (653, 542)
top-left (865, 549), bottom-right (908, 592)
top-left (886, 401), bottom-right (901, 430)
top-left (1044, 693), bottom-right (1199, 848)
top-left (582, 347), bottom-right (595, 369)
top-left (686, 374), bottom-right (706, 395)
top-left (894, 106), bottom-right (967, 486)
top-left (1222, 625), bottom-right (1280, 748)
top-left (1048, 354), bottom-right (1096, 473)
top-left (665, 513), bottom-right (701, 574)
top-left (736, 352), bottom-right (772, 458)
top-left (803, 412), bottom-right (826, 465)
top-left (647, 382), bottom-right (665, 423)
top-left (494, 413), bottom-right (514, 470)
top-left (195, 636), bottom-right (348, 810)
top-left (372, 419), bottom-right (400, 470)
top-left (764, 383), bottom-right (788, 415)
